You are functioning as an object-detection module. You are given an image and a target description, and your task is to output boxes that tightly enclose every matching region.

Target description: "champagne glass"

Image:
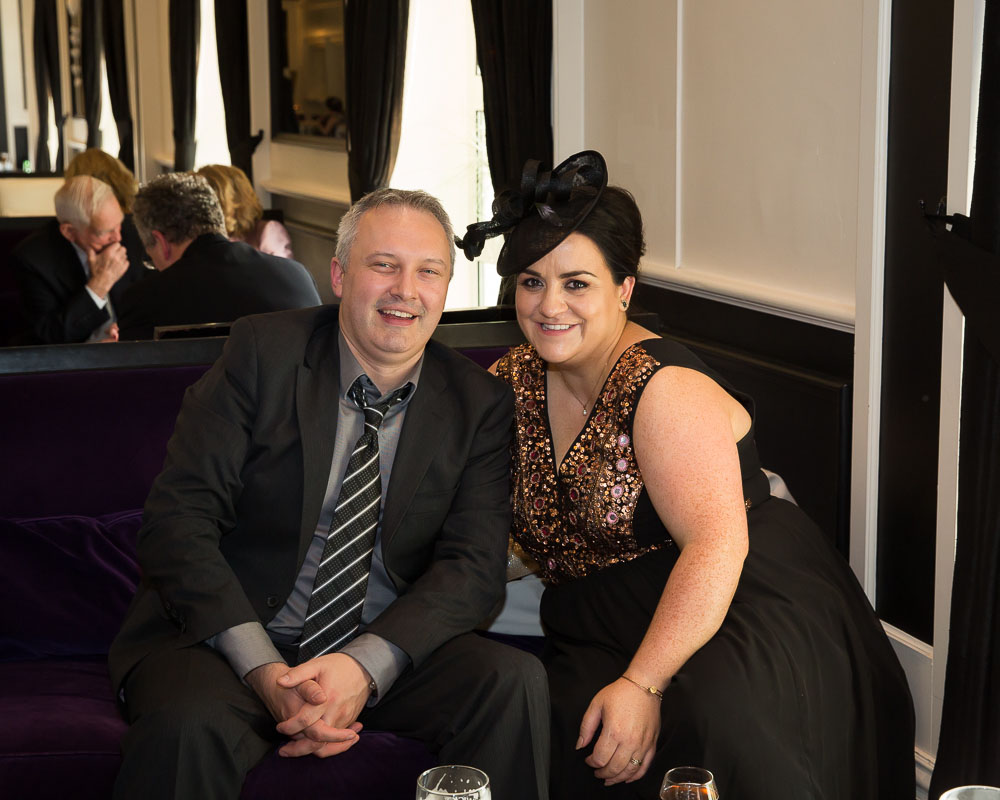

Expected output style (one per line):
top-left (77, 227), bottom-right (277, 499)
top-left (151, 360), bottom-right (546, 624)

top-left (660, 766), bottom-right (719, 800)
top-left (416, 765), bottom-right (491, 800)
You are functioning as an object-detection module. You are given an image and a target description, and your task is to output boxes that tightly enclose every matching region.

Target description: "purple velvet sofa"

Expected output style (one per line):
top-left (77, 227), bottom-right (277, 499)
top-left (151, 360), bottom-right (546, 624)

top-left (0, 350), bottom-right (442, 799)
top-left (0, 324), bottom-right (525, 799)
top-left (0, 318), bottom-right (533, 800)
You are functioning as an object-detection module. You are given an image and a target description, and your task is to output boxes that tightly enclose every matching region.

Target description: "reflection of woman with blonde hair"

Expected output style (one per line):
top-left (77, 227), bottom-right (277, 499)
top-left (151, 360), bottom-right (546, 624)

top-left (65, 148), bottom-right (137, 213)
top-left (196, 164), bottom-right (293, 259)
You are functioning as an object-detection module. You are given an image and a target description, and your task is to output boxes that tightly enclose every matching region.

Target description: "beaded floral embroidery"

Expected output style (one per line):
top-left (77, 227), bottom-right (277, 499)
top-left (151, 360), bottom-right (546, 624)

top-left (497, 343), bottom-right (673, 584)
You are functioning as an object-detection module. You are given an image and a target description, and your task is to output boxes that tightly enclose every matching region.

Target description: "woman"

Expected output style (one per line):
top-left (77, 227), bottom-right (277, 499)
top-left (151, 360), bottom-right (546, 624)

top-left (196, 164), bottom-right (293, 259)
top-left (460, 151), bottom-right (915, 799)
top-left (65, 148), bottom-right (137, 213)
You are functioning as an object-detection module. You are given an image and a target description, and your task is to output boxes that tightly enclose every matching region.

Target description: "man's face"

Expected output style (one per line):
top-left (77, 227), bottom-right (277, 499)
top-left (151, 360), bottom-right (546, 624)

top-left (331, 205), bottom-right (451, 375)
top-left (63, 195), bottom-right (124, 254)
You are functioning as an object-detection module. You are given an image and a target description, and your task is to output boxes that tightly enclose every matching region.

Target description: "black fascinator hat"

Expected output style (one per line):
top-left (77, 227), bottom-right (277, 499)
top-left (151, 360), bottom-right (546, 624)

top-left (457, 150), bottom-right (608, 276)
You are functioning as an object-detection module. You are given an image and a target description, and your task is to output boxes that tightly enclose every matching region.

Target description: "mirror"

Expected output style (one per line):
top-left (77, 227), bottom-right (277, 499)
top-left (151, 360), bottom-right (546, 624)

top-left (269, 0), bottom-right (347, 145)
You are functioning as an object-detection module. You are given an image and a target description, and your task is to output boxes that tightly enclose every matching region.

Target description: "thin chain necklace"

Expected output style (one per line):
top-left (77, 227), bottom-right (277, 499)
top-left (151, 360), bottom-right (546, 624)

top-left (561, 328), bottom-right (626, 416)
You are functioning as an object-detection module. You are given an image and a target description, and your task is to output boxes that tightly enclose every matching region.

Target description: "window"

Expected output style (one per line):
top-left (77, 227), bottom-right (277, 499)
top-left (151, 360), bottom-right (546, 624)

top-left (192, 0), bottom-right (230, 168)
top-left (390, 0), bottom-right (498, 309)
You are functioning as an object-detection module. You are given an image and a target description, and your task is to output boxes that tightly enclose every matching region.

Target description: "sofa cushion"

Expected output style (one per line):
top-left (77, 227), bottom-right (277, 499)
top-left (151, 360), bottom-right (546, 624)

top-left (0, 657), bottom-right (435, 800)
top-left (0, 510), bottom-right (142, 660)
top-left (0, 657), bottom-right (126, 800)
top-left (242, 734), bottom-right (435, 800)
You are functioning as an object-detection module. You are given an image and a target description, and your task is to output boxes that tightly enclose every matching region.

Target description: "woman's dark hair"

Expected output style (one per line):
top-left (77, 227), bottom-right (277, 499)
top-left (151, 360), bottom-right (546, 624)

top-left (574, 186), bottom-right (645, 284)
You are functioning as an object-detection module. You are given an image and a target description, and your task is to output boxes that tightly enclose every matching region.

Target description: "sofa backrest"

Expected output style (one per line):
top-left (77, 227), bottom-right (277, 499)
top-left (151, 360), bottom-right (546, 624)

top-left (0, 342), bottom-right (515, 520)
top-left (0, 364), bottom-right (212, 518)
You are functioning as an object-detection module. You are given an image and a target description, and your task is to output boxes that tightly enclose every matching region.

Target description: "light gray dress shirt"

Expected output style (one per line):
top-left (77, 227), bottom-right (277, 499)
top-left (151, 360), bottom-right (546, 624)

top-left (208, 332), bottom-right (422, 702)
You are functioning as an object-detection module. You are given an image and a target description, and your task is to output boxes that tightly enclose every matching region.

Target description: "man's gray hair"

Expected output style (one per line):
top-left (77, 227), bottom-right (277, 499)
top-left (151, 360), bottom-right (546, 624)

top-left (55, 176), bottom-right (118, 228)
top-left (335, 188), bottom-right (456, 271)
top-left (132, 172), bottom-right (227, 246)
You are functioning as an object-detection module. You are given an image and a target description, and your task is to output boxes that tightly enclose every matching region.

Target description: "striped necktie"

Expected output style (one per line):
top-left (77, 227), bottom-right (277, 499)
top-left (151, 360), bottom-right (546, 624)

top-left (298, 376), bottom-right (411, 661)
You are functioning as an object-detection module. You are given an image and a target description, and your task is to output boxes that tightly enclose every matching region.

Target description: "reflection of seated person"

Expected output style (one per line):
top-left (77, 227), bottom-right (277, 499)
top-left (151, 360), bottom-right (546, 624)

top-left (460, 150), bottom-right (916, 800)
top-left (65, 148), bottom-right (149, 279)
top-left (317, 96), bottom-right (347, 137)
top-left (10, 175), bottom-right (147, 343)
top-left (299, 97), bottom-right (347, 138)
top-left (116, 172), bottom-right (321, 341)
top-left (196, 164), bottom-right (293, 259)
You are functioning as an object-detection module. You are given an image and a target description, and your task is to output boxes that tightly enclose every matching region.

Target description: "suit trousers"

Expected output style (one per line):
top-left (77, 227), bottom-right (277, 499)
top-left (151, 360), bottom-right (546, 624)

top-left (113, 633), bottom-right (550, 800)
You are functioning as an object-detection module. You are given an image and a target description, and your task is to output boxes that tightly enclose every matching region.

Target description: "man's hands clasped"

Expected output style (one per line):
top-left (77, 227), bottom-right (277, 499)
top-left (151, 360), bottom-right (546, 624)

top-left (245, 653), bottom-right (373, 758)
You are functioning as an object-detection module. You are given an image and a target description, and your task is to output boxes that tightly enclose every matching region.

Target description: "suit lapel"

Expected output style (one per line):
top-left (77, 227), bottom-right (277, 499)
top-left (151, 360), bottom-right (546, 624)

top-left (380, 347), bottom-right (450, 550)
top-left (51, 227), bottom-right (88, 294)
top-left (295, 320), bottom-right (341, 564)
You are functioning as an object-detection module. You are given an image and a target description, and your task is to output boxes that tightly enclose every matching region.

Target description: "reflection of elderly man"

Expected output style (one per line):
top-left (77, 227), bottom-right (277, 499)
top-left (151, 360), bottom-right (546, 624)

top-left (11, 175), bottom-right (146, 343)
top-left (115, 173), bottom-right (320, 340)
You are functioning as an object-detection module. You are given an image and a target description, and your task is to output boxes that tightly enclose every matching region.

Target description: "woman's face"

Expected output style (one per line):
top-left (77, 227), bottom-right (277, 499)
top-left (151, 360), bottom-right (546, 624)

top-left (514, 233), bottom-right (634, 368)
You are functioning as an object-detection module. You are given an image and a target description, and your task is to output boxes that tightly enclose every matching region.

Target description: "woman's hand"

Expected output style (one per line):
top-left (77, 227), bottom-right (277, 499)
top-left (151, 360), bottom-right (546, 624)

top-left (578, 678), bottom-right (661, 785)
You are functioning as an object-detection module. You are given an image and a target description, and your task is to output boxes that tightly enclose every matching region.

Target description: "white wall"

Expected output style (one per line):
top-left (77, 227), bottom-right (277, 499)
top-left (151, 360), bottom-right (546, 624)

top-left (0, 0), bottom-right (29, 160)
top-left (578, 0), bottom-right (677, 276)
top-left (131, 1), bottom-right (170, 179)
top-left (561, 0), bottom-right (865, 330)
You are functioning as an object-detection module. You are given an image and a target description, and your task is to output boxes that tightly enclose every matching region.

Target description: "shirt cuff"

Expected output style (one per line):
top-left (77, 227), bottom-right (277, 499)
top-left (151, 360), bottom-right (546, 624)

top-left (85, 285), bottom-right (108, 309)
top-left (339, 633), bottom-right (410, 706)
top-left (205, 621), bottom-right (285, 679)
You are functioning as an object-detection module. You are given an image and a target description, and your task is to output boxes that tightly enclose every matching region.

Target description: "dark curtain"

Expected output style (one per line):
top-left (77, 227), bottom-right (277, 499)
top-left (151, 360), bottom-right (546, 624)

top-left (927, 1), bottom-right (1000, 793)
top-left (267, 0), bottom-right (297, 137)
top-left (169, 0), bottom-right (200, 171)
top-left (103, 0), bottom-right (134, 170)
top-left (81, 0), bottom-right (102, 149)
top-left (344, 0), bottom-right (409, 202)
top-left (471, 0), bottom-right (553, 302)
top-left (215, 0), bottom-right (262, 179)
top-left (470, 0), bottom-right (553, 194)
top-left (0, 14), bottom-right (7, 155)
top-left (33, 0), bottom-right (65, 173)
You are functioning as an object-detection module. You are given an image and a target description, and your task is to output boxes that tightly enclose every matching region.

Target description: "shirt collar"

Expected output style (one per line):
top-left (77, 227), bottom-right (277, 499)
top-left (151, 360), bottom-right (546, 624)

top-left (70, 241), bottom-right (90, 276)
top-left (337, 330), bottom-right (423, 405)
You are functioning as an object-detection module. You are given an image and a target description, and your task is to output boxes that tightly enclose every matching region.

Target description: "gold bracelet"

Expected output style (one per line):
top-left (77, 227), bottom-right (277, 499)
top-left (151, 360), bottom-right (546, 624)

top-left (621, 674), bottom-right (664, 699)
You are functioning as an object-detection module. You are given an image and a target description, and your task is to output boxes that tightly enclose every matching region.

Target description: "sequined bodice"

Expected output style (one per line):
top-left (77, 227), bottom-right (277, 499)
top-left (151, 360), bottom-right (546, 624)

top-left (497, 342), bottom-right (673, 584)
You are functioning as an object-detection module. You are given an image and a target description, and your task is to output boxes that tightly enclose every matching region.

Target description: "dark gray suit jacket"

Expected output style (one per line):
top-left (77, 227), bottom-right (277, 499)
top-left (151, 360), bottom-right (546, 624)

top-left (115, 233), bottom-right (321, 341)
top-left (109, 306), bottom-right (513, 691)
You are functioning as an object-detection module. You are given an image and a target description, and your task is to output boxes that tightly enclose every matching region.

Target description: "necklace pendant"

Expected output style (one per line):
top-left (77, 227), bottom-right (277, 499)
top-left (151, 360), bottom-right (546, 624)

top-left (582, 407), bottom-right (588, 416)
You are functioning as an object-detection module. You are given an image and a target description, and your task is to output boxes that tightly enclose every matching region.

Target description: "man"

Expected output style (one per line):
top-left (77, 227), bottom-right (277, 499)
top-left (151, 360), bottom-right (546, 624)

top-left (109, 189), bottom-right (549, 800)
top-left (115, 172), bottom-right (321, 340)
top-left (11, 175), bottom-right (147, 343)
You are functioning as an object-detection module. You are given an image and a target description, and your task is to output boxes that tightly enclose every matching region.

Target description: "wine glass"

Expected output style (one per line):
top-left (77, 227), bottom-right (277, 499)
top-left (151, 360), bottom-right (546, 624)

top-left (416, 765), bottom-right (491, 800)
top-left (659, 766), bottom-right (719, 800)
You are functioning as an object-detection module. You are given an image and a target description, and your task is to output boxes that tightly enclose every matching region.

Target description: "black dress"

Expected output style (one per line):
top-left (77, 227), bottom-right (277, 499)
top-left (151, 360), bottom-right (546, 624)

top-left (496, 338), bottom-right (915, 800)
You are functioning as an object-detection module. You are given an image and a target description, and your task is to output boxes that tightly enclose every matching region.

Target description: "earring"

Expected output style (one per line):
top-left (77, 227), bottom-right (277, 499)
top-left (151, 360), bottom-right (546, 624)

top-left (621, 300), bottom-right (628, 310)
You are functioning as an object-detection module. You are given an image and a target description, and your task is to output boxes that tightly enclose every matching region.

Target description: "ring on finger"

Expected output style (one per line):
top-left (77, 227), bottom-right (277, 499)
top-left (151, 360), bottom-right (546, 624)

top-left (629, 757), bottom-right (643, 767)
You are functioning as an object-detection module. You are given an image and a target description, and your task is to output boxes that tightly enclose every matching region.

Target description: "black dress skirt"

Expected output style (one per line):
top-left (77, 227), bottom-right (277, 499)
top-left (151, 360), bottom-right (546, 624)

top-left (496, 340), bottom-right (915, 800)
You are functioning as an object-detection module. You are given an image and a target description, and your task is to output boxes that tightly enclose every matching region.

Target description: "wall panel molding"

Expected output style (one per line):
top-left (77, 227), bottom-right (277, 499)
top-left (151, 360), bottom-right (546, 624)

top-left (641, 258), bottom-right (855, 332)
